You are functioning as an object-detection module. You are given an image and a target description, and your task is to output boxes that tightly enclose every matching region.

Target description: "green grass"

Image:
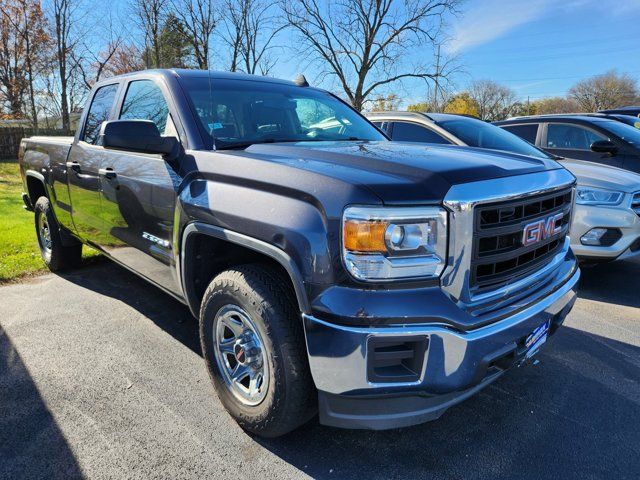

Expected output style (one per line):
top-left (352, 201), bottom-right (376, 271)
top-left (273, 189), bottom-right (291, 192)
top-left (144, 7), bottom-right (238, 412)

top-left (0, 162), bottom-right (97, 283)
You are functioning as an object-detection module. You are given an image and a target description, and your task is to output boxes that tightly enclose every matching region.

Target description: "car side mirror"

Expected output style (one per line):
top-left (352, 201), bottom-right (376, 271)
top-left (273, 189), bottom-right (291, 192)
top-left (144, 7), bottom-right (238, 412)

top-left (100, 120), bottom-right (181, 162)
top-left (590, 139), bottom-right (618, 155)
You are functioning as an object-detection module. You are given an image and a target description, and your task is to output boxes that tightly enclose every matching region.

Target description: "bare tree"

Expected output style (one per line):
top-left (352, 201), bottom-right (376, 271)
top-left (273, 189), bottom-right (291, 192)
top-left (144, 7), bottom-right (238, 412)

top-left (49, 0), bottom-right (84, 131)
top-left (0, 0), bottom-right (49, 128)
top-left (74, 13), bottom-right (127, 88)
top-left (171, 0), bottom-right (216, 69)
top-left (467, 80), bottom-right (518, 121)
top-left (282, 0), bottom-right (458, 111)
top-left (0, 3), bottom-right (27, 118)
top-left (101, 43), bottom-right (146, 77)
top-left (569, 70), bottom-right (639, 112)
top-left (134, 0), bottom-right (166, 68)
top-left (221, 0), bottom-right (284, 75)
top-left (0, 0), bottom-right (49, 125)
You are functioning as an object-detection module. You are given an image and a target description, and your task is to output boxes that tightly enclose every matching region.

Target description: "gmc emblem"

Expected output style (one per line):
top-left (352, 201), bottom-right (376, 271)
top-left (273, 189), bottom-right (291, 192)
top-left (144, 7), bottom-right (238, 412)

top-left (522, 213), bottom-right (564, 247)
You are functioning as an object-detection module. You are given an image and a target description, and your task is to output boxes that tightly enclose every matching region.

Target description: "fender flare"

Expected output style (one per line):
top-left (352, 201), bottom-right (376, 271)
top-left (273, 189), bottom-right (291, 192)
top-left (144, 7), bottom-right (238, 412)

top-left (25, 169), bottom-right (49, 196)
top-left (180, 222), bottom-right (311, 316)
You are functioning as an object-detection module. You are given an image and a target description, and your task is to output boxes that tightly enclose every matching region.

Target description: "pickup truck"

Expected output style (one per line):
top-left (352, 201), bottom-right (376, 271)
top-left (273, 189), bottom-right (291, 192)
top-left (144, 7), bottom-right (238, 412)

top-left (19, 69), bottom-right (580, 437)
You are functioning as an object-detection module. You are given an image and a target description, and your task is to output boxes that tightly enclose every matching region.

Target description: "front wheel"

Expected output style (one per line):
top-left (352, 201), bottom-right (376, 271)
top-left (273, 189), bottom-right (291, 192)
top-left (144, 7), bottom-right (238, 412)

top-left (34, 196), bottom-right (82, 271)
top-left (199, 264), bottom-right (316, 437)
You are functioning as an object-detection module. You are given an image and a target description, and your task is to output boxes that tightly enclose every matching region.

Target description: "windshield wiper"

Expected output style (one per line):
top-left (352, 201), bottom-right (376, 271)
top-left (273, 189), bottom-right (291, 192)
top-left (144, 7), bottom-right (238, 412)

top-left (215, 136), bottom-right (371, 150)
top-left (215, 138), bottom-right (280, 150)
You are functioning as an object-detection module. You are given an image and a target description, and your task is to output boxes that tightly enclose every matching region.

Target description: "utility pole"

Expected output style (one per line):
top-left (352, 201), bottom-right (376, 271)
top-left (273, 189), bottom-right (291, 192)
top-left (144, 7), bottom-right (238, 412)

top-left (433, 43), bottom-right (442, 112)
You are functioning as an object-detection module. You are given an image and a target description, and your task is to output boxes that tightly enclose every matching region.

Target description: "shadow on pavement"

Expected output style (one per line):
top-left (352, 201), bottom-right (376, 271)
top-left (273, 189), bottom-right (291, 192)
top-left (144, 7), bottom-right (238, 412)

top-left (0, 328), bottom-right (84, 479)
top-left (256, 325), bottom-right (640, 479)
top-left (55, 259), bottom-right (640, 479)
top-left (59, 258), bottom-right (200, 355)
top-left (578, 257), bottom-right (640, 308)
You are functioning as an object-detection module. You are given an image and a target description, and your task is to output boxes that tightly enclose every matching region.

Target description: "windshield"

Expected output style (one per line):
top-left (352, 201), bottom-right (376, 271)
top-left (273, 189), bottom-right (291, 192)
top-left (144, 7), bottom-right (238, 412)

top-left (180, 77), bottom-right (386, 148)
top-left (436, 117), bottom-right (552, 159)
top-left (596, 119), bottom-right (640, 146)
top-left (610, 115), bottom-right (640, 129)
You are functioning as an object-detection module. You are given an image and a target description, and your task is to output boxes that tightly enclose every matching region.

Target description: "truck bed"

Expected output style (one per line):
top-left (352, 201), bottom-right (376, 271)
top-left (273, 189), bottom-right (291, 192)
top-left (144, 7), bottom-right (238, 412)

top-left (20, 136), bottom-right (74, 173)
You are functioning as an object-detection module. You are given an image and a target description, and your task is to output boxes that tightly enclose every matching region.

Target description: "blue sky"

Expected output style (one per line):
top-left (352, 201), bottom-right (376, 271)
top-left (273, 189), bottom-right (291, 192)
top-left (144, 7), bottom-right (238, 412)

top-left (258, 0), bottom-right (640, 106)
top-left (94, 0), bottom-right (640, 106)
top-left (442, 0), bottom-right (640, 101)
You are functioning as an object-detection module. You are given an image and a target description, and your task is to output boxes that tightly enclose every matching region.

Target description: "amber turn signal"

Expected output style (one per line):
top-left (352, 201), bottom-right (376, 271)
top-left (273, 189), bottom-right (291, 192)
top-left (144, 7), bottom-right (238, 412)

top-left (344, 220), bottom-right (388, 252)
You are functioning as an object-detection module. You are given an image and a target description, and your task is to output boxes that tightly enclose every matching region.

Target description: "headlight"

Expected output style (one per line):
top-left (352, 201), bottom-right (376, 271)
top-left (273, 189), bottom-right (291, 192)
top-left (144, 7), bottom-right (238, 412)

top-left (342, 206), bottom-right (447, 281)
top-left (575, 187), bottom-right (624, 206)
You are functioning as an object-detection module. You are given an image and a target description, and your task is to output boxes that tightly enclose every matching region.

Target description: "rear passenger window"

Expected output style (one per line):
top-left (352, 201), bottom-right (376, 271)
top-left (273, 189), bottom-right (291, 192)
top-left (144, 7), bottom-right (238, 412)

top-left (546, 124), bottom-right (606, 150)
top-left (391, 121), bottom-right (450, 144)
top-left (502, 124), bottom-right (538, 144)
top-left (82, 84), bottom-right (119, 145)
top-left (120, 80), bottom-right (170, 134)
top-left (371, 121), bottom-right (390, 133)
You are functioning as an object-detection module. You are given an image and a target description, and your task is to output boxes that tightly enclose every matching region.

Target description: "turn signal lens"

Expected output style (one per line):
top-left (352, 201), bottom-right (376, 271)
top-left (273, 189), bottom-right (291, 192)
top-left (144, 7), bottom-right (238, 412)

top-left (342, 206), bottom-right (448, 281)
top-left (344, 220), bottom-right (388, 252)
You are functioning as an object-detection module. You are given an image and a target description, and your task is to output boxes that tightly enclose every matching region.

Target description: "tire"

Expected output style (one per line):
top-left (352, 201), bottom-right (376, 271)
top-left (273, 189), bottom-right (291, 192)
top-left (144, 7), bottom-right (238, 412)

top-left (34, 196), bottom-right (82, 272)
top-left (199, 264), bottom-right (316, 437)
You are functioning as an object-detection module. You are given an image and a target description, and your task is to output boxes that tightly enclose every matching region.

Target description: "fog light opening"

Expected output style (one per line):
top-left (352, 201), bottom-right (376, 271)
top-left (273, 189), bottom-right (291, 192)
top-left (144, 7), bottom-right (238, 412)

top-left (580, 228), bottom-right (622, 246)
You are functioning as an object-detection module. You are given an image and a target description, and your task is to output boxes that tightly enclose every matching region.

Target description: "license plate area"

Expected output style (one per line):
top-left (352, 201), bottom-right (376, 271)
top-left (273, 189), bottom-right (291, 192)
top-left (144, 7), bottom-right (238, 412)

top-left (525, 320), bottom-right (550, 359)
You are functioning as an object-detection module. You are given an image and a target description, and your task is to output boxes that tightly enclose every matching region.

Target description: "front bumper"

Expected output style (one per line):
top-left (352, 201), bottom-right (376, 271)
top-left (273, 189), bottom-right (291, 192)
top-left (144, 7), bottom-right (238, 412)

top-left (303, 265), bottom-right (580, 430)
top-left (570, 203), bottom-right (640, 260)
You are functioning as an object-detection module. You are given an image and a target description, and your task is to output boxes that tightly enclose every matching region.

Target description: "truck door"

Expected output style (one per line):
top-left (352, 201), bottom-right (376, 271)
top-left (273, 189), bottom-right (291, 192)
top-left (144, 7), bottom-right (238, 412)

top-left (66, 83), bottom-right (120, 241)
top-left (95, 78), bottom-right (182, 294)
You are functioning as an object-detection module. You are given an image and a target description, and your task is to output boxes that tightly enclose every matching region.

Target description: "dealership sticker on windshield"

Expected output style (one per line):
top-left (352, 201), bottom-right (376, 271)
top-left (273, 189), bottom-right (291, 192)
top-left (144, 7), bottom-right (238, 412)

top-left (525, 320), bottom-right (550, 359)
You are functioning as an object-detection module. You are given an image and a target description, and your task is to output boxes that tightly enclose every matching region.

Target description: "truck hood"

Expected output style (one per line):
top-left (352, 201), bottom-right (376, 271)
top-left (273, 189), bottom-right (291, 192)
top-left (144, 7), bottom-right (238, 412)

top-left (243, 141), bottom-right (563, 203)
top-left (560, 158), bottom-right (640, 193)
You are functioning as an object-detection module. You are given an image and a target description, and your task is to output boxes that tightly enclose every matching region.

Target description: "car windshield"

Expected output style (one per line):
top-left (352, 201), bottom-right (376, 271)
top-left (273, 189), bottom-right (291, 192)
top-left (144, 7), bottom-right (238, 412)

top-left (610, 115), bottom-right (640, 130)
top-left (595, 119), bottom-right (640, 146)
top-left (180, 76), bottom-right (386, 149)
top-left (436, 117), bottom-right (552, 159)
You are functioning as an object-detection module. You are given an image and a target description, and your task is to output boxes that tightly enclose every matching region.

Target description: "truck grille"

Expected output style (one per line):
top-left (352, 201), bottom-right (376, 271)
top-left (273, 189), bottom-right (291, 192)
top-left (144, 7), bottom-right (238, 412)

top-left (471, 188), bottom-right (573, 292)
top-left (632, 192), bottom-right (640, 216)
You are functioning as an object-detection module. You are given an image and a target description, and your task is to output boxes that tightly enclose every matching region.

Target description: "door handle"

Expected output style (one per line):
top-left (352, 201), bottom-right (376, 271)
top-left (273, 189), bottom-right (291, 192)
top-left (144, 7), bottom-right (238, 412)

top-left (66, 161), bottom-right (81, 172)
top-left (98, 168), bottom-right (117, 180)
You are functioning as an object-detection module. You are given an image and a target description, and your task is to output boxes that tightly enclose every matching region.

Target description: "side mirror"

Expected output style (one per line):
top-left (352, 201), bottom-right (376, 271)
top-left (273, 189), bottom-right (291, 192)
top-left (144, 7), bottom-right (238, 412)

top-left (590, 139), bottom-right (618, 155)
top-left (100, 120), bottom-right (180, 161)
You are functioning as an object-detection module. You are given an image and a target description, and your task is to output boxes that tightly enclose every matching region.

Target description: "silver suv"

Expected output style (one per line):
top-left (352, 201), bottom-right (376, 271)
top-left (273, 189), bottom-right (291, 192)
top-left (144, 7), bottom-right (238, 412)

top-left (367, 111), bottom-right (640, 262)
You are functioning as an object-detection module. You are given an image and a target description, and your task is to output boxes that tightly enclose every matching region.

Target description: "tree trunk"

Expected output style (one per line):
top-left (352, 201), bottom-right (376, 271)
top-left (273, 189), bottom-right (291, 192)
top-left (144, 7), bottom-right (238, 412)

top-left (23, 11), bottom-right (38, 131)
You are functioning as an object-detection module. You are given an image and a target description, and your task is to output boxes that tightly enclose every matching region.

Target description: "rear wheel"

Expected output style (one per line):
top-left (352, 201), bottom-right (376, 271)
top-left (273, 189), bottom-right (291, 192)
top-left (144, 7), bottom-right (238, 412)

top-left (34, 196), bottom-right (82, 271)
top-left (199, 264), bottom-right (316, 437)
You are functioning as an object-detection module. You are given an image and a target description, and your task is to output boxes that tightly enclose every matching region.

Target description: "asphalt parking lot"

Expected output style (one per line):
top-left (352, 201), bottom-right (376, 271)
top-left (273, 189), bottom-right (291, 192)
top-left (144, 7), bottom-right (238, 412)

top-left (1, 257), bottom-right (639, 479)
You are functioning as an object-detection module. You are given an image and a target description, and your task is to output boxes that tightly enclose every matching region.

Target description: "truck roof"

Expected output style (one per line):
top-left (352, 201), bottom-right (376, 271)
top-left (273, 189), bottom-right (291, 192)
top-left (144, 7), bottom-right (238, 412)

top-left (100, 68), bottom-right (300, 87)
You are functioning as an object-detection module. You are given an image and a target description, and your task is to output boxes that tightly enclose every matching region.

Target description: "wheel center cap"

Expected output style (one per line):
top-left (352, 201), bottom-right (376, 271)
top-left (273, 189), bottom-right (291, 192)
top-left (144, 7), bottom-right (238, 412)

top-left (234, 344), bottom-right (247, 364)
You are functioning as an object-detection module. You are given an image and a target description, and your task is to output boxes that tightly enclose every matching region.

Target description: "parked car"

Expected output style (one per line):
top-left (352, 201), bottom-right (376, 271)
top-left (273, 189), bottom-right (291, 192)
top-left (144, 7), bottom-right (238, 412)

top-left (599, 106), bottom-right (640, 117)
top-left (366, 111), bottom-right (640, 262)
top-left (19, 70), bottom-right (579, 437)
top-left (494, 114), bottom-right (640, 173)
top-left (592, 113), bottom-right (640, 129)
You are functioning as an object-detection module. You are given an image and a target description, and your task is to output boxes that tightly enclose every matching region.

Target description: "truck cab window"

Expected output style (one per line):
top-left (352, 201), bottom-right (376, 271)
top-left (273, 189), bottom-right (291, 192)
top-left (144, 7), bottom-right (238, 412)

top-left (120, 80), bottom-right (170, 134)
top-left (82, 84), bottom-right (119, 145)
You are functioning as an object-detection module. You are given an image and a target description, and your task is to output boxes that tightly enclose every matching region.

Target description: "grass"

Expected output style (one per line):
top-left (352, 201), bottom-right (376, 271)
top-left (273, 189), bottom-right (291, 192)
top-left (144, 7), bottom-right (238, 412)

top-left (0, 162), bottom-right (97, 283)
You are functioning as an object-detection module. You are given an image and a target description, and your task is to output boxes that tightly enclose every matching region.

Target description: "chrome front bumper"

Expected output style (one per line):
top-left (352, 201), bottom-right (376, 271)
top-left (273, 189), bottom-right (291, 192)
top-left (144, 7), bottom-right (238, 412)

top-left (303, 263), bottom-right (579, 429)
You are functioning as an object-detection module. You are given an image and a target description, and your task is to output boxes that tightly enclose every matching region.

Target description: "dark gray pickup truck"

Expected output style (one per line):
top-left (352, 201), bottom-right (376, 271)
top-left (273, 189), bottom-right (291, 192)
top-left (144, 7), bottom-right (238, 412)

top-left (19, 69), bottom-right (580, 437)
